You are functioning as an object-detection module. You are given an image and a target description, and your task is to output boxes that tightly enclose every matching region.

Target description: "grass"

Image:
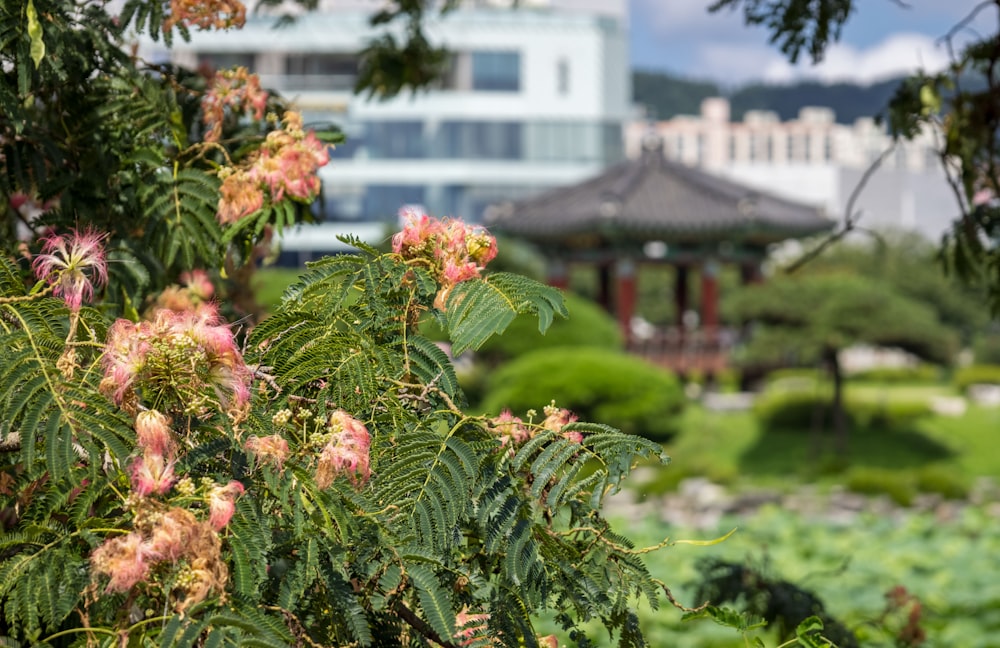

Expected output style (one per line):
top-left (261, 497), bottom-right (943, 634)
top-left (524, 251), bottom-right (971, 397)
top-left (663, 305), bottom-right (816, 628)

top-left (252, 267), bottom-right (303, 311)
top-left (636, 383), bottom-right (1000, 496)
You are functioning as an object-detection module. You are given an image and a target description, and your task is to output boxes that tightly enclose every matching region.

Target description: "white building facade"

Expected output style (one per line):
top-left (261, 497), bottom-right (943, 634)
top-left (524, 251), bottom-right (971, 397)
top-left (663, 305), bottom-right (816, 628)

top-left (626, 98), bottom-right (957, 240)
top-left (161, 0), bottom-right (631, 259)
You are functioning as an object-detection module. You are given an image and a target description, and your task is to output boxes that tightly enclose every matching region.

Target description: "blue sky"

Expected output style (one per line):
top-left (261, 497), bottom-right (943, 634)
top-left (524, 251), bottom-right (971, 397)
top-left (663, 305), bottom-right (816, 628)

top-left (628, 1), bottom-right (994, 85)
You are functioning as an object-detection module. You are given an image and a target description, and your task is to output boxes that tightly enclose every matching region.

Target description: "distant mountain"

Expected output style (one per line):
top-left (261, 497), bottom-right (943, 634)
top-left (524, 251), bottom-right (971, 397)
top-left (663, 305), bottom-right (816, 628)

top-left (632, 70), bottom-right (905, 125)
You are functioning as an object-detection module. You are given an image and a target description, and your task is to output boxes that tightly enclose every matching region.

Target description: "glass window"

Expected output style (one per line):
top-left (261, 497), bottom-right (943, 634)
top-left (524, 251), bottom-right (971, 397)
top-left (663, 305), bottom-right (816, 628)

top-left (365, 121), bottom-right (425, 159)
top-left (284, 54), bottom-right (357, 90)
top-left (557, 59), bottom-right (570, 95)
top-left (437, 121), bottom-right (522, 159)
top-left (197, 52), bottom-right (255, 72)
top-left (363, 185), bottom-right (426, 222)
top-left (471, 51), bottom-right (521, 91)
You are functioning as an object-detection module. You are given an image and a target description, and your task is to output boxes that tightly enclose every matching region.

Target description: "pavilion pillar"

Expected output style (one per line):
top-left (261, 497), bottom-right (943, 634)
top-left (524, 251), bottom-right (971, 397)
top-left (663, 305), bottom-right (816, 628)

top-left (596, 262), bottom-right (612, 311)
top-left (674, 265), bottom-right (689, 328)
top-left (615, 258), bottom-right (637, 342)
top-left (701, 259), bottom-right (720, 330)
top-left (740, 260), bottom-right (764, 285)
top-left (546, 258), bottom-right (569, 289)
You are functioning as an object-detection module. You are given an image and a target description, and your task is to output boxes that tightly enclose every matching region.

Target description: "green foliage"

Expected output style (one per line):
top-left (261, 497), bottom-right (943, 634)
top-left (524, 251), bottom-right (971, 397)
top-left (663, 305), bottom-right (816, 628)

top-left (709, 0), bottom-right (853, 65)
top-left (728, 273), bottom-right (957, 369)
top-left (913, 465), bottom-right (969, 500)
top-left (846, 364), bottom-right (941, 385)
top-left (953, 364), bottom-right (1000, 391)
top-left (0, 0), bottom-right (698, 641)
top-left (481, 348), bottom-right (685, 441)
top-left (844, 467), bottom-right (916, 506)
top-left (2, 229), bottom-right (677, 646)
top-left (475, 292), bottom-right (623, 362)
top-left (692, 557), bottom-right (858, 647)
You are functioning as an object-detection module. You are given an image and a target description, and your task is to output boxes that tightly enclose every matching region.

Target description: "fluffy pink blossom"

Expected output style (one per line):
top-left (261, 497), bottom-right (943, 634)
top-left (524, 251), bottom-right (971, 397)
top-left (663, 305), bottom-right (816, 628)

top-left (391, 210), bottom-right (498, 310)
top-left (442, 259), bottom-right (481, 285)
top-left (217, 169), bottom-right (264, 224)
top-left (100, 318), bottom-right (150, 406)
top-left (315, 411), bottom-right (371, 488)
top-left (207, 481), bottom-right (244, 531)
top-left (245, 434), bottom-right (290, 469)
top-left (164, 0), bottom-right (246, 32)
top-left (130, 452), bottom-right (176, 497)
top-left (490, 410), bottom-right (531, 447)
top-left (253, 118), bottom-right (329, 202)
top-left (134, 409), bottom-right (175, 457)
top-left (542, 403), bottom-right (582, 444)
top-left (90, 532), bottom-right (152, 593)
top-left (180, 269), bottom-right (215, 301)
top-left (145, 507), bottom-right (199, 562)
top-left (31, 228), bottom-right (108, 312)
top-left (200, 67), bottom-right (266, 142)
top-left (102, 305), bottom-right (252, 412)
top-left (215, 111), bottom-right (329, 224)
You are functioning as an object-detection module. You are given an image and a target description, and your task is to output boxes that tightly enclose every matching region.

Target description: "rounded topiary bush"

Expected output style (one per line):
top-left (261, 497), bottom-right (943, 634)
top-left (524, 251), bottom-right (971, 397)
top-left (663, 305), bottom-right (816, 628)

top-left (954, 364), bottom-right (1000, 391)
top-left (481, 347), bottom-right (683, 441)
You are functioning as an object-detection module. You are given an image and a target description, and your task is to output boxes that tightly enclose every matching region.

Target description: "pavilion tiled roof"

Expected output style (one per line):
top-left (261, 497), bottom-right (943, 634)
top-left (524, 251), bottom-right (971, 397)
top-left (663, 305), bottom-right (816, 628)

top-left (486, 137), bottom-right (834, 245)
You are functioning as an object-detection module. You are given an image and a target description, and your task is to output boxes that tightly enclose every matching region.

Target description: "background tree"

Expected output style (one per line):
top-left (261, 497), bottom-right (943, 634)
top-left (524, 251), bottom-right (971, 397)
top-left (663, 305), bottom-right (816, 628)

top-left (710, 0), bottom-right (1000, 308)
top-left (726, 273), bottom-right (955, 453)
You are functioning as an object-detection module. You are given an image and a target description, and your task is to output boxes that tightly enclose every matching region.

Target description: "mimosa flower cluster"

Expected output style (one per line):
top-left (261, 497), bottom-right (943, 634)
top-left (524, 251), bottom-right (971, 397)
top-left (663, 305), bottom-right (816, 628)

top-left (264, 406), bottom-right (371, 488)
top-left (489, 401), bottom-right (583, 448)
top-left (200, 67), bottom-right (268, 143)
top-left (100, 303), bottom-right (252, 416)
top-left (216, 111), bottom-right (330, 225)
top-left (150, 269), bottom-right (215, 314)
top-left (31, 228), bottom-right (108, 312)
top-left (163, 0), bottom-right (246, 32)
top-left (90, 409), bottom-right (243, 611)
top-left (391, 208), bottom-right (498, 309)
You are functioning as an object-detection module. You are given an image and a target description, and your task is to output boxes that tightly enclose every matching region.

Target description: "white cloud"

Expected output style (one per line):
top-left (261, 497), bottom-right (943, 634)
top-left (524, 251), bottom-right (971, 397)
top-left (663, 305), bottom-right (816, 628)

top-left (761, 33), bottom-right (951, 85)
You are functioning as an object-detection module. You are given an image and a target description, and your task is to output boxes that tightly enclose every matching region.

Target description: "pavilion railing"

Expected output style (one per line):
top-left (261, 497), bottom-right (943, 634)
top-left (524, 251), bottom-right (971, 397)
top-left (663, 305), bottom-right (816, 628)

top-left (626, 326), bottom-right (740, 375)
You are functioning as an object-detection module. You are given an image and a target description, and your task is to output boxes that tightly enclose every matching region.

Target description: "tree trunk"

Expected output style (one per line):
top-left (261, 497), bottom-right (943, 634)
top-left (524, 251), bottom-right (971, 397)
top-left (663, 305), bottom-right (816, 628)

top-left (826, 347), bottom-right (848, 456)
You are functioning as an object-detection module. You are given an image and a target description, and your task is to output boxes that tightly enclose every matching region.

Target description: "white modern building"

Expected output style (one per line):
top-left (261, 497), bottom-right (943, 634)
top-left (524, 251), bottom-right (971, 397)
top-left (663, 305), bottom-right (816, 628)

top-left (160, 0), bottom-right (631, 261)
top-left (626, 98), bottom-right (958, 240)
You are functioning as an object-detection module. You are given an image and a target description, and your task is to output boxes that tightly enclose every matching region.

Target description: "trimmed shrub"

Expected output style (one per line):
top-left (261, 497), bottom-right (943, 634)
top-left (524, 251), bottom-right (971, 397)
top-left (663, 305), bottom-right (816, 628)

top-left (915, 466), bottom-right (969, 500)
top-left (954, 364), bottom-right (1000, 391)
top-left (753, 390), bottom-right (830, 430)
top-left (481, 347), bottom-right (684, 441)
top-left (753, 388), bottom-right (932, 431)
top-left (845, 467), bottom-right (915, 506)
top-left (848, 363), bottom-right (942, 384)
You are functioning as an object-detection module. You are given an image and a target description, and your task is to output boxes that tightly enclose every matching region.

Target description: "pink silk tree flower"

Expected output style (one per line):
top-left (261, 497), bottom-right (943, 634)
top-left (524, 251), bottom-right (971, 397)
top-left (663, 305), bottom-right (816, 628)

top-left (90, 532), bottom-right (152, 593)
top-left (145, 507), bottom-right (199, 562)
top-left (180, 269), bottom-right (215, 301)
top-left (216, 169), bottom-right (264, 224)
top-left (130, 452), bottom-right (176, 497)
top-left (31, 228), bottom-right (108, 312)
top-left (245, 434), bottom-right (290, 470)
top-left (207, 480), bottom-right (244, 530)
top-left (134, 409), bottom-right (176, 457)
top-left (315, 411), bottom-right (371, 488)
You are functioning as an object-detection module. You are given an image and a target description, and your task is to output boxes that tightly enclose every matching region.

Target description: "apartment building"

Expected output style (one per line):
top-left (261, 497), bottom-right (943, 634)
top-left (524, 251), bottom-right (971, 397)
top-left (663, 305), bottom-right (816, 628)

top-left (626, 98), bottom-right (956, 239)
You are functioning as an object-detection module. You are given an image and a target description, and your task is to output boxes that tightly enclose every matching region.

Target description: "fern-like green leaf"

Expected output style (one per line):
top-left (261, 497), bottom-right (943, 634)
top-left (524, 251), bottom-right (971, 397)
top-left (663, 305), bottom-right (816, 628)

top-left (445, 273), bottom-right (566, 355)
top-left (406, 564), bottom-right (454, 641)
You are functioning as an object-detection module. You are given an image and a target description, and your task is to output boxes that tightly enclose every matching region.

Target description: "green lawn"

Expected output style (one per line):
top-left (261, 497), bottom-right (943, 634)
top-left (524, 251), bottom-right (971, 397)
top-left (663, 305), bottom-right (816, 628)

top-left (252, 267), bottom-right (303, 311)
top-left (637, 386), bottom-right (999, 495)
